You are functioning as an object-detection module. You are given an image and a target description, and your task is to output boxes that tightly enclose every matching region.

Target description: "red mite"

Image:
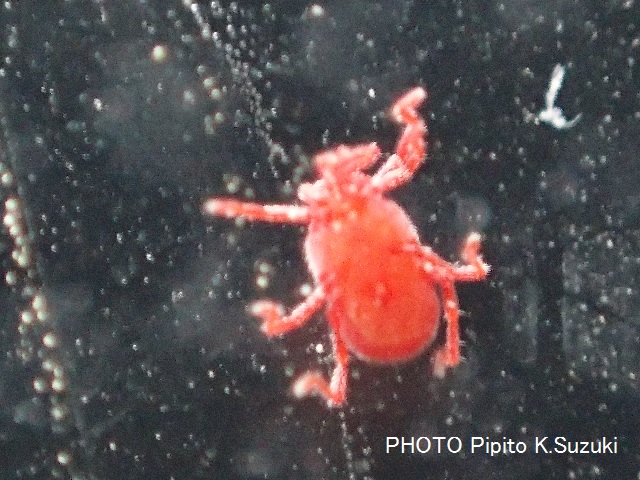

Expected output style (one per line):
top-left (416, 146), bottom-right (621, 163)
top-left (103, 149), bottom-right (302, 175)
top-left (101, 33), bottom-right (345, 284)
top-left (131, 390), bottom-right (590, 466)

top-left (204, 88), bottom-right (489, 407)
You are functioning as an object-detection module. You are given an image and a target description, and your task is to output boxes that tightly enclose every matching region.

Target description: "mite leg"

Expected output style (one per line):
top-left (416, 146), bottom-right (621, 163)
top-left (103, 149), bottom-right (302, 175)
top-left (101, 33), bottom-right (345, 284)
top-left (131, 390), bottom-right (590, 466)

top-left (371, 87), bottom-right (428, 192)
top-left (291, 331), bottom-right (349, 407)
top-left (458, 232), bottom-right (491, 279)
top-left (411, 234), bottom-right (488, 377)
top-left (250, 287), bottom-right (325, 336)
top-left (409, 233), bottom-right (490, 282)
top-left (203, 198), bottom-right (310, 224)
top-left (431, 281), bottom-right (461, 378)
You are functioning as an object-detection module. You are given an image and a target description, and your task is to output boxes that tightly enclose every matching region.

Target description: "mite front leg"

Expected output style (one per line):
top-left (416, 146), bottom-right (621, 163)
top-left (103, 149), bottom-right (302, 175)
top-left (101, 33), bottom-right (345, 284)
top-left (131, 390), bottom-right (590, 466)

top-left (371, 87), bottom-right (428, 192)
top-left (250, 287), bottom-right (325, 336)
top-left (431, 281), bottom-right (461, 378)
top-left (203, 198), bottom-right (310, 224)
top-left (291, 331), bottom-right (349, 407)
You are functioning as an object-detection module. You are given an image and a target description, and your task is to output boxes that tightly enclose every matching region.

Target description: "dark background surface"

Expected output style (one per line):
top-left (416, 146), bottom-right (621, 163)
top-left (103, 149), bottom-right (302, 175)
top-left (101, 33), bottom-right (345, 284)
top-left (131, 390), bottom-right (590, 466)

top-left (1, 1), bottom-right (639, 479)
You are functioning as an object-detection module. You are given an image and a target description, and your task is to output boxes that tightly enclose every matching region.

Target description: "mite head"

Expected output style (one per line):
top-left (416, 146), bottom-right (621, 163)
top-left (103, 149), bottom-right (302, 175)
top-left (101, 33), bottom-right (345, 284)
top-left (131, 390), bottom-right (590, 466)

top-left (297, 143), bottom-right (381, 204)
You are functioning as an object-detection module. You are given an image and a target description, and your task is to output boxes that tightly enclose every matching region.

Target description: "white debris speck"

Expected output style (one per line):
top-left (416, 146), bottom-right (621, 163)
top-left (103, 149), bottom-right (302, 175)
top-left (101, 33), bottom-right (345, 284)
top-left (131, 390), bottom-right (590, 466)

top-left (537, 64), bottom-right (582, 129)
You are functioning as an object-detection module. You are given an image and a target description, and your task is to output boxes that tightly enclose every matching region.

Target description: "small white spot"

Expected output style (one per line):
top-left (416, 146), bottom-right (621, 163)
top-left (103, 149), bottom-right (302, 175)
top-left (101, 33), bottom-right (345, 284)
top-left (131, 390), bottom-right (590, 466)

top-left (151, 44), bottom-right (169, 63)
top-left (305, 4), bottom-right (326, 19)
top-left (255, 274), bottom-right (269, 290)
top-left (183, 89), bottom-right (196, 105)
top-left (57, 451), bottom-right (71, 466)
top-left (3, 211), bottom-right (16, 227)
top-left (50, 405), bottom-right (67, 421)
top-left (42, 332), bottom-right (58, 348)
top-left (5, 270), bottom-right (17, 285)
top-left (33, 377), bottom-right (47, 393)
top-left (299, 283), bottom-right (313, 296)
top-left (5, 197), bottom-right (19, 212)
top-left (2, 171), bottom-right (15, 186)
top-left (51, 377), bottom-right (67, 393)
top-left (291, 378), bottom-right (308, 398)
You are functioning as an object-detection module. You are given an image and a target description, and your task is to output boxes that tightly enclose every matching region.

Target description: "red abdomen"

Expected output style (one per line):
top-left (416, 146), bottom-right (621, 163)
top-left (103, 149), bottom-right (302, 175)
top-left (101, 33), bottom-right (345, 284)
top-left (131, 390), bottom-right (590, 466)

top-left (332, 253), bottom-right (440, 363)
top-left (305, 196), bottom-right (441, 363)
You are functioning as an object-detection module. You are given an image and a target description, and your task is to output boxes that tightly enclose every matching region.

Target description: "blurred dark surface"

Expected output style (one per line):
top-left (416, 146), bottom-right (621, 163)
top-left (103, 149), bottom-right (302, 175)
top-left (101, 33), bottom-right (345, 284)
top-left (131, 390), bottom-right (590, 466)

top-left (1, 1), bottom-right (639, 479)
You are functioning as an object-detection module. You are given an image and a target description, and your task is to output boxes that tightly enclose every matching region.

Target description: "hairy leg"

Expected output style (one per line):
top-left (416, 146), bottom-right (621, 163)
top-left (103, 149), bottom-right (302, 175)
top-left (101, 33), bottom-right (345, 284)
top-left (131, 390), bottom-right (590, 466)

top-left (372, 87), bottom-right (428, 191)
top-left (291, 331), bottom-right (349, 407)
top-left (431, 281), bottom-right (461, 377)
top-left (410, 233), bottom-right (488, 377)
top-left (203, 198), bottom-right (310, 224)
top-left (250, 287), bottom-right (325, 336)
top-left (408, 233), bottom-right (490, 282)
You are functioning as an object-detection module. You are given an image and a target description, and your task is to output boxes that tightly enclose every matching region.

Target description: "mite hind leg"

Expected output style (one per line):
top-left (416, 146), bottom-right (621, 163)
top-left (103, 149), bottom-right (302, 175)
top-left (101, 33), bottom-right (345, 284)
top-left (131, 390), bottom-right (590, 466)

top-left (291, 330), bottom-right (349, 407)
